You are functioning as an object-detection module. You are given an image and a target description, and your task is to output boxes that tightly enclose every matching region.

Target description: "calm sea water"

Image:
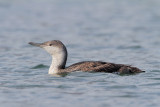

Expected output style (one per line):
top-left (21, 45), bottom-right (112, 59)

top-left (0, 0), bottom-right (160, 107)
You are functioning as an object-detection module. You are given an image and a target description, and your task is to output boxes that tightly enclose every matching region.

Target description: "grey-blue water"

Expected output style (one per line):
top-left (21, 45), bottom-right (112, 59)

top-left (0, 0), bottom-right (160, 107)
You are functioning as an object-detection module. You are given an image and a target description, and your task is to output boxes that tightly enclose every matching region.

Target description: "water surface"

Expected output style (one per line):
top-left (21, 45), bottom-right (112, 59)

top-left (0, 0), bottom-right (160, 107)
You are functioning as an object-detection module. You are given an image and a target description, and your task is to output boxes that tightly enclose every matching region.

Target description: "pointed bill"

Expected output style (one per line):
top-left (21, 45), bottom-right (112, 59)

top-left (28, 42), bottom-right (45, 48)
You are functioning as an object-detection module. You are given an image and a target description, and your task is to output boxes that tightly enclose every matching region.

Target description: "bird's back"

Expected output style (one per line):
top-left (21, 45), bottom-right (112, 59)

top-left (64, 61), bottom-right (143, 74)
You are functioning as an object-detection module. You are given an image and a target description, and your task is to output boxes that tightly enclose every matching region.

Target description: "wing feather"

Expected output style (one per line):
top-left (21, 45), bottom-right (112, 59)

top-left (65, 61), bottom-right (123, 73)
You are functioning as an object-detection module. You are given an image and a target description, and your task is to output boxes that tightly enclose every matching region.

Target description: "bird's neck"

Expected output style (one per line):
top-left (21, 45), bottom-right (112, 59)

top-left (48, 54), bottom-right (67, 74)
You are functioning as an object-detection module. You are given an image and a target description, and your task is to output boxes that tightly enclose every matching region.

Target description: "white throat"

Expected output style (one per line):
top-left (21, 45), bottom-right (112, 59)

top-left (48, 55), bottom-right (63, 74)
top-left (48, 50), bottom-right (67, 74)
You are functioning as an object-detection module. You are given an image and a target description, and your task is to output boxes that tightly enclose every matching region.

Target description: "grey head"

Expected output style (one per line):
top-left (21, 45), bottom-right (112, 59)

top-left (29, 40), bottom-right (68, 69)
top-left (29, 40), bottom-right (66, 55)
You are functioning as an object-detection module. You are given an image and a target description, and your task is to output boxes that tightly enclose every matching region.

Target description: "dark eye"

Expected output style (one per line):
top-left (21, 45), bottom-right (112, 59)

top-left (129, 69), bottom-right (133, 73)
top-left (49, 44), bottom-right (53, 46)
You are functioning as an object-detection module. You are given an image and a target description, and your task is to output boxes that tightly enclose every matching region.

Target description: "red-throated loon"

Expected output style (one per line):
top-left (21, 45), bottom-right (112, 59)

top-left (29, 40), bottom-right (145, 74)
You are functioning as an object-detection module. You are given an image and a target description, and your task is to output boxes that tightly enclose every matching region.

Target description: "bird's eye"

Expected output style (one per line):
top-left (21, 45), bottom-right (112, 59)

top-left (128, 69), bottom-right (133, 73)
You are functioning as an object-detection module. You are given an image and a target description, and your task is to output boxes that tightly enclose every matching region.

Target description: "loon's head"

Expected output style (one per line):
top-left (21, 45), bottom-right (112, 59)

top-left (29, 40), bottom-right (67, 56)
top-left (29, 40), bottom-right (68, 73)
